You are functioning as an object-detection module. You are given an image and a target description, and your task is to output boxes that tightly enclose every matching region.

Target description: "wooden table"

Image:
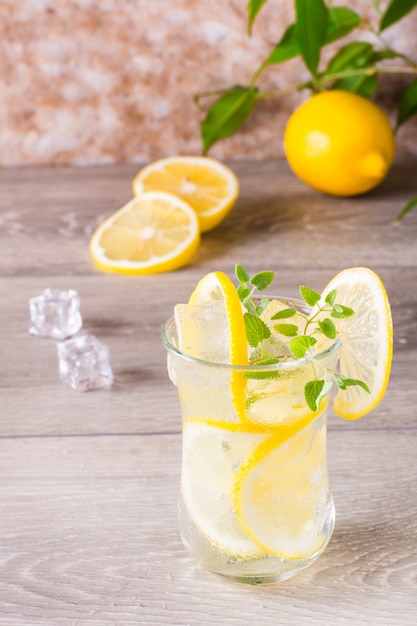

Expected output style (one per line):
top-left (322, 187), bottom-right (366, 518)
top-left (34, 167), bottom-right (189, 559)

top-left (1, 159), bottom-right (416, 625)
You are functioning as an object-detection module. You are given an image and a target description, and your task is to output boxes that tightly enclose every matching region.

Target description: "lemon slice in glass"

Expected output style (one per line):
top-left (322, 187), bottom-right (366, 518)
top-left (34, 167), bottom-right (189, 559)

top-left (181, 419), bottom-right (267, 557)
top-left (233, 419), bottom-right (331, 560)
top-left (176, 271), bottom-right (248, 421)
top-left (132, 156), bottom-right (239, 232)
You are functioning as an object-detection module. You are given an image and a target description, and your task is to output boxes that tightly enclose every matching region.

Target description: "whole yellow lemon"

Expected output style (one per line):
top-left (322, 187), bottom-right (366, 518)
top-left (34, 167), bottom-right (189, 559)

top-left (283, 90), bottom-right (395, 197)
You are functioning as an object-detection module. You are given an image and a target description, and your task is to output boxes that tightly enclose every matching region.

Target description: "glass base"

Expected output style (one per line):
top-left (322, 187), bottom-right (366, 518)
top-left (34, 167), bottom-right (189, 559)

top-left (179, 498), bottom-right (336, 584)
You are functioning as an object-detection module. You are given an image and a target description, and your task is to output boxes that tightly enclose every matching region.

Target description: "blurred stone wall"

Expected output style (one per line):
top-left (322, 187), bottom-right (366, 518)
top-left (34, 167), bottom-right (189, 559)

top-left (1, 0), bottom-right (416, 166)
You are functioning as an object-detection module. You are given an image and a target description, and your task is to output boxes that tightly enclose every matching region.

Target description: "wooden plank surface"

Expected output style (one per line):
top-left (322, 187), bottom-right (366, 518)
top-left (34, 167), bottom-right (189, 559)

top-left (0, 158), bottom-right (417, 625)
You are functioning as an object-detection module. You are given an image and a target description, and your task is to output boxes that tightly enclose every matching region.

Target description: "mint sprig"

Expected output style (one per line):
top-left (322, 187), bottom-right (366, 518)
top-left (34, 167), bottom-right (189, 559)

top-left (235, 263), bottom-right (370, 412)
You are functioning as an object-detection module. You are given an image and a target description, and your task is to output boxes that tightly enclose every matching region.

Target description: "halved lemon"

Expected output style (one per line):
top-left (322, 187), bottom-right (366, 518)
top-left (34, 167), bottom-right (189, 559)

top-left (233, 419), bottom-right (331, 560)
top-left (181, 420), bottom-right (267, 557)
top-left (317, 267), bottom-right (393, 420)
top-left (90, 191), bottom-right (200, 274)
top-left (132, 156), bottom-right (239, 232)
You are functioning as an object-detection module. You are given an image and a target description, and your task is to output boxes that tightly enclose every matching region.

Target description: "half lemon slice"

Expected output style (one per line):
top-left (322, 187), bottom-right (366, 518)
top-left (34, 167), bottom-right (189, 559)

top-left (90, 191), bottom-right (200, 274)
top-left (181, 271), bottom-right (248, 421)
top-left (233, 419), bottom-right (331, 560)
top-left (317, 267), bottom-right (393, 420)
top-left (132, 156), bottom-right (239, 232)
top-left (181, 420), bottom-right (266, 557)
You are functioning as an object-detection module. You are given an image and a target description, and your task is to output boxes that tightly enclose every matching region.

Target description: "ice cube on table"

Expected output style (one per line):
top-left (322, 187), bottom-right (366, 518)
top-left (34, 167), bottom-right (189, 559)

top-left (174, 300), bottom-right (229, 362)
top-left (29, 288), bottom-right (82, 340)
top-left (57, 334), bottom-right (113, 392)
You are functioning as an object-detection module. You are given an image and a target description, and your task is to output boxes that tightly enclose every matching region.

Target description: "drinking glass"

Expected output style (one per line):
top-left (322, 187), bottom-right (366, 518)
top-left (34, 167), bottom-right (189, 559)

top-left (162, 298), bottom-right (341, 583)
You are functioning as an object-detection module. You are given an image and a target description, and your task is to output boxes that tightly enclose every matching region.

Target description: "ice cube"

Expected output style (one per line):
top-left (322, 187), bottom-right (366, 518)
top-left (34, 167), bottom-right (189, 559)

top-left (29, 288), bottom-right (82, 340)
top-left (174, 300), bottom-right (229, 362)
top-left (57, 334), bottom-right (113, 392)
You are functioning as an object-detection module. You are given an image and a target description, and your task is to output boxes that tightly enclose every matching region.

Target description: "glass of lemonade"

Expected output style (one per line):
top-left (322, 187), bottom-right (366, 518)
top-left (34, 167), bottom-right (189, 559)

top-left (162, 296), bottom-right (341, 583)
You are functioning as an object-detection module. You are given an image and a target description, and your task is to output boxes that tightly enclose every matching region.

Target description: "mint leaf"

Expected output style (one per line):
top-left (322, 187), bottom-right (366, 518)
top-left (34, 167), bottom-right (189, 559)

top-left (244, 358), bottom-right (280, 380)
top-left (318, 318), bottom-right (337, 339)
top-left (235, 263), bottom-right (250, 283)
top-left (335, 376), bottom-right (371, 393)
top-left (304, 379), bottom-right (325, 411)
top-left (270, 307), bottom-right (297, 320)
top-left (244, 312), bottom-right (271, 348)
top-left (331, 304), bottom-right (354, 319)
top-left (325, 289), bottom-right (337, 306)
top-left (290, 335), bottom-right (317, 358)
top-left (250, 271), bottom-right (275, 291)
top-left (299, 285), bottom-right (321, 307)
top-left (256, 297), bottom-right (270, 315)
top-left (274, 323), bottom-right (299, 337)
top-left (237, 284), bottom-right (251, 301)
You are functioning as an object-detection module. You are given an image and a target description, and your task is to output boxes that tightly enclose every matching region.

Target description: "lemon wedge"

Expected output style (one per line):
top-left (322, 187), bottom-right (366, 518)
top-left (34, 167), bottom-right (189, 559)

top-left (132, 156), bottom-right (239, 232)
top-left (90, 191), bottom-right (200, 274)
top-left (316, 267), bottom-right (393, 420)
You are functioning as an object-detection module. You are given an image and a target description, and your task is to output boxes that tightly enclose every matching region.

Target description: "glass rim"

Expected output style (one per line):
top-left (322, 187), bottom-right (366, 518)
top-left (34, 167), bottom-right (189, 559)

top-left (161, 295), bottom-right (342, 372)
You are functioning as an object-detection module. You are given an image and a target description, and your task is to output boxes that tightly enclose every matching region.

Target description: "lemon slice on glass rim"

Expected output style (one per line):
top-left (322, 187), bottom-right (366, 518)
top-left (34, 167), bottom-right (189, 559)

top-left (316, 266), bottom-right (393, 420)
top-left (90, 191), bottom-right (200, 275)
top-left (132, 156), bottom-right (239, 233)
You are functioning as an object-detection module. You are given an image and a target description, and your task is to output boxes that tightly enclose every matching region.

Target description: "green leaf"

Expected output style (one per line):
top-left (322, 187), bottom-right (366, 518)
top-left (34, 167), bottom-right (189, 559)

top-left (270, 307), bottom-right (297, 320)
top-left (331, 304), bottom-right (354, 319)
top-left (289, 335), bottom-right (317, 359)
top-left (201, 86), bottom-right (257, 154)
top-left (304, 379), bottom-right (325, 411)
top-left (396, 78), bottom-right (417, 128)
top-left (325, 289), bottom-right (337, 306)
top-left (250, 271), bottom-right (275, 291)
top-left (245, 358), bottom-right (280, 380)
top-left (325, 7), bottom-right (362, 43)
top-left (235, 263), bottom-right (250, 284)
top-left (274, 323), bottom-right (299, 337)
top-left (299, 285), bottom-right (321, 307)
top-left (318, 318), bottom-right (337, 339)
top-left (256, 298), bottom-right (270, 315)
top-left (237, 284), bottom-right (251, 302)
top-left (244, 313), bottom-right (271, 348)
top-left (396, 195), bottom-right (417, 220)
top-left (325, 42), bottom-right (374, 74)
top-left (380, 0), bottom-right (417, 32)
top-left (295, 0), bottom-right (328, 78)
top-left (264, 8), bottom-right (360, 69)
top-left (324, 42), bottom-right (378, 97)
top-left (265, 24), bottom-right (300, 65)
top-left (247, 0), bottom-right (268, 35)
top-left (337, 73), bottom-right (378, 98)
top-left (334, 375), bottom-right (371, 394)
top-left (242, 298), bottom-right (252, 312)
